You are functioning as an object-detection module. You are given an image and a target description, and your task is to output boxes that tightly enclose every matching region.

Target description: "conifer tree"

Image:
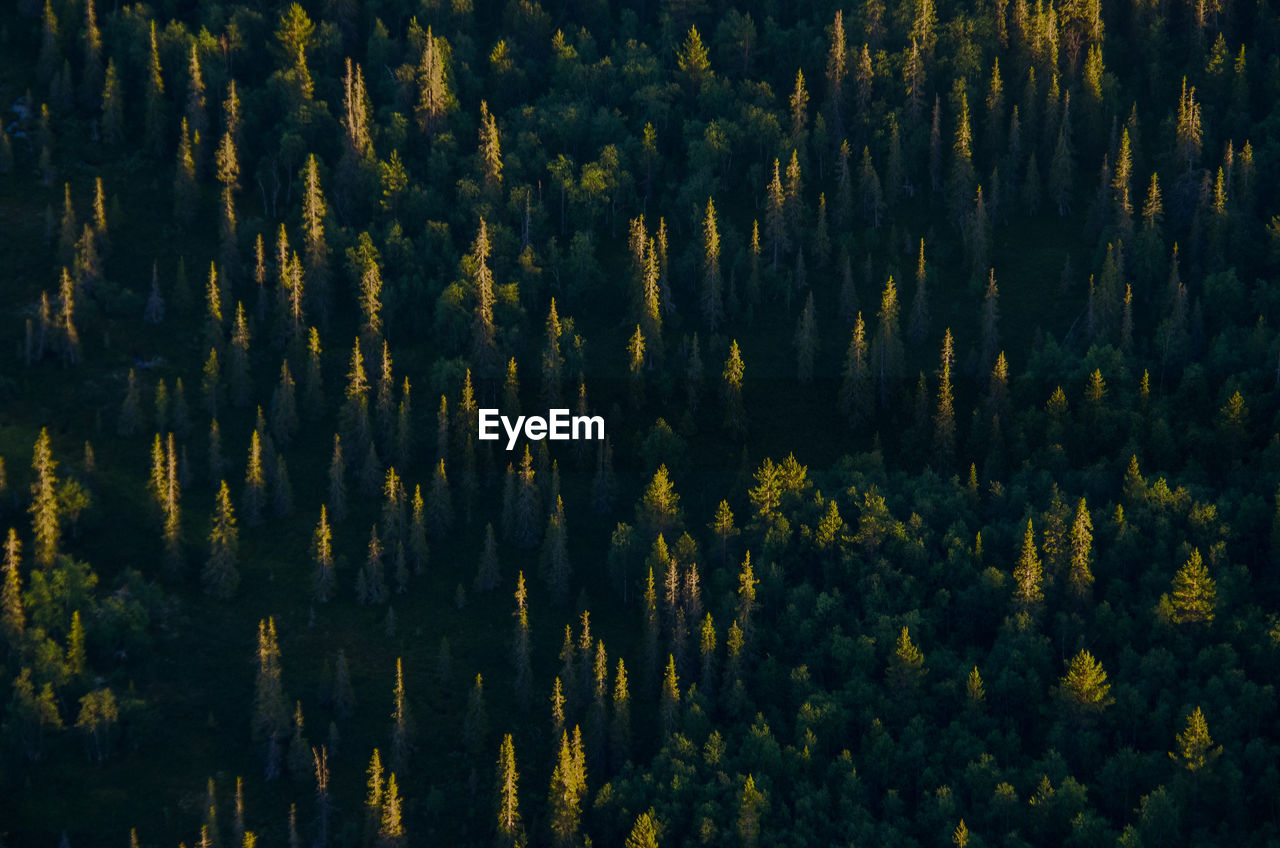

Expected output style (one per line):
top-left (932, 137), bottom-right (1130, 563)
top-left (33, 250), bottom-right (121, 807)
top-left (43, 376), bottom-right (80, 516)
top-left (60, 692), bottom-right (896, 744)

top-left (495, 733), bottom-right (523, 846)
top-left (1168, 548), bottom-right (1216, 625)
top-left (1013, 518), bottom-right (1044, 610)
top-left (252, 617), bottom-right (289, 776)
top-left (341, 59), bottom-right (371, 160)
top-left (888, 626), bottom-right (927, 691)
top-left (1175, 77), bottom-right (1203, 171)
top-left (312, 505), bottom-right (334, 602)
top-left (478, 100), bottom-right (503, 195)
top-left (871, 278), bottom-right (904, 409)
top-left (1172, 707), bottom-right (1221, 773)
top-left (839, 313), bottom-right (872, 426)
top-left (462, 673), bottom-right (488, 758)
top-left (215, 111), bottom-right (239, 267)
top-left (427, 458), bottom-right (454, 537)
top-left (377, 773), bottom-right (405, 847)
top-left (980, 269), bottom-right (1000, 370)
top-left (765, 158), bottom-right (788, 270)
top-left (163, 433), bottom-right (182, 571)
top-left (174, 119), bottom-right (198, 224)
top-left (243, 430), bottom-right (264, 526)
top-left (1, 529), bottom-right (24, 647)
top-left (471, 219), bottom-right (498, 371)
top-left (300, 157), bottom-right (330, 323)
top-left (1057, 649), bottom-right (1113, 717)
top-left (144, 21), bottom-right (166, 154)
top-left (100, 59), bottom-right (124, 145)
top-left (702, 197), bottom-right (724, 331)
top-left (511, 570), bottom-right (532, 705)
top-left (409, 485), bottom-right (428, 573)
top-left (415, 27), bottom-right (454, 136)
top-left (328, 434), bottom-right (347, 523)
top-left (390, 657), bottom-right (412, 770)
top-left (933, 329), bottom-right (956, 463)
top-left (29, 428), bottom-right (59, 568)
top-left (722, 341), bottom-right (746, 436)
top-left (203, 481), bottom-right (239, 598)
top-left (660, 654), bottom-right (681, 736)
top-left (548, 728), bottom-right (587, 847)
top-left (1068, 498), bottom-right (1094, 598)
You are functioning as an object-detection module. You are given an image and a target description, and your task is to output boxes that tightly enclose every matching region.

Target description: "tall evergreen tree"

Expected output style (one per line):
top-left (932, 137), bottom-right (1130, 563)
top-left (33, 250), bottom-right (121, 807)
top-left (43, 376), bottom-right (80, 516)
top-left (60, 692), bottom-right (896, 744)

top-left (203, 481), bottom-right (239, 598)
top-left (495, 733), bottom-right (523, 846)
top-left (29, 428), bottom-right (59, 568)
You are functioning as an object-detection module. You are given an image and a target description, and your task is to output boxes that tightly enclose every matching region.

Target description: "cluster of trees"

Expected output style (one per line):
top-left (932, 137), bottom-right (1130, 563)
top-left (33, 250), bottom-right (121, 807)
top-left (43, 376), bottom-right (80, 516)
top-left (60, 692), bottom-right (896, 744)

top-left (4, 0), bottom-right (1280, 843)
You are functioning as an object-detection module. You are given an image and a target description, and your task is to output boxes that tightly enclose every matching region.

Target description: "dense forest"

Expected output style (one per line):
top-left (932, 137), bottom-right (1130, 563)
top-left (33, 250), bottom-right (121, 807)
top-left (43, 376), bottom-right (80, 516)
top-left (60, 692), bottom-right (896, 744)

top-left (3, 0), bottom-right (1280, 844)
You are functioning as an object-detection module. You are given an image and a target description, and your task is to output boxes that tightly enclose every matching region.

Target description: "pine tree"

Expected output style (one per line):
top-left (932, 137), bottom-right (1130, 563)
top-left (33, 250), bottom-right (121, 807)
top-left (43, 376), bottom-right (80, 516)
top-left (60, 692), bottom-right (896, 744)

top-left (933, 328), bottom-right (956, 464)
top-left (839, 313), bottom-right (872, 426)
top-left (202, 481), bottom-right (240, 598)
top-left (1175, 77), bottom-right (1203, 171)
top-left (701, 198), bottom-right (724, 331)
top-left (471, 219), bottom-right (498, 371)
top-left (415, 27), bottom-right (453, 136)
top-left (389, 657), bottom-right (412, 769)
top-left (1, 529), bottom-right (24, 646)
top-left (215, 119), bottom-right (239, 266)
top-left (722, 341), bottom-right (746, 436)
top-left (1068, 498), bottom-right (1093, 598)
top-left (660, 654), bottom-right (681, 736)
top-left (327, 434), bottom-right (347, 523)
top-left (162, 433), bottom-right (183, 571)
top-left (765, 159), bottom-right (788, 270)
top-left (341, 59), bottom-right (371, 159)
top-left (495, 733), bottom-right (523, 846)
top-left (1013, 518), bottom-right (1044, 610)
top-left (243, 430), bottom-right (265, 526)
top-left (252, 618), bottom-right (289, 778)
top-left (736, 551), bottom-right (758, 648)
top-left (871, 278), bottom-right (904, 409)
top-left (478, 100), bottom-right (503, 195)
top-left (312, 505), bottom-right (335, 602)
top-left (1057, 649), bottom-right (1113, 717)
top-left (29, 428), bottom-right (59, 568)
top-left (143, 21), bottom-right (166, 154)
top-left (409, 485), bottom-right (428, 573)
top-left (174, 119), bottom-right (198, 224)
top-left (886, 625), bottom-right (926, 691)
top-left (300, 157), bottom-right (330, 323)
top-left (513, 571), bottom-right (533, 705)
top-left (1169, 548), bottom-right (1216, 624)
top-left (1172, 706), bottom-right (1221, 773)
top-left (548, 729), bottom-right (587, 847)
top-left (377, 773), bottom-right (405, 847)
top-left (100, 59), bottom-right (124, 145)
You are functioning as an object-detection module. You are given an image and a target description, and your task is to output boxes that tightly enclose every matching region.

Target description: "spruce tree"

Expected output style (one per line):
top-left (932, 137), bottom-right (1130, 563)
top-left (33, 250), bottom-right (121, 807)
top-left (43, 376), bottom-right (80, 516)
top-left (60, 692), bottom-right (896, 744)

top-left (1068, 498), bottom-right (1094, 598)
top-left (1168, 548), bottom-right (1216, 625)
top-left (1, 529), bottom-right (24, 647)
top-left (29, 428), bottom-right (60, 568)
top-left (203, 481), bottom-right (239, 598)
top-left (312, 506), bottom-right (334, 602)
top-left (933, 328), bottom-right (956, 464)
top-left (1013, 518), bottom-right (1044, 610)
top-left (495, 733), bottom-right (523, 846)
top-left (243, 430), bottom-right (264, 526)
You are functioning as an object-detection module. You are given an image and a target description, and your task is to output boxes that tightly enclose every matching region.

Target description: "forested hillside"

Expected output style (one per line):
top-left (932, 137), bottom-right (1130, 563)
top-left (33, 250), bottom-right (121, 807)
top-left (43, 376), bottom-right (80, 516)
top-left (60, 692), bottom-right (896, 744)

top-left (3, 0), bottom-right (1280, 844)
